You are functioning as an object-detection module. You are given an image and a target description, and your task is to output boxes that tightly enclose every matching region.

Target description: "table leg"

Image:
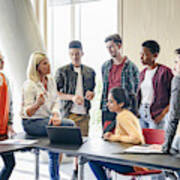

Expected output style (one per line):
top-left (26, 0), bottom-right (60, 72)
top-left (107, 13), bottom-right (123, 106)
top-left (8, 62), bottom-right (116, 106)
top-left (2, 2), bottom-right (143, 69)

top-left (34, 148), bottom-right (40, 180)
top-left (78, 156), bottom-right (88, 180)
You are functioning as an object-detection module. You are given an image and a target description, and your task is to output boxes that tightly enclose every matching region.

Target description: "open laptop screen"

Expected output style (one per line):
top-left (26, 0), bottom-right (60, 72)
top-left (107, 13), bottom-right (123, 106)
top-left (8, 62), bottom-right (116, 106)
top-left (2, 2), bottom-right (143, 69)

top-left (46, 126), bottom-right (83, 145)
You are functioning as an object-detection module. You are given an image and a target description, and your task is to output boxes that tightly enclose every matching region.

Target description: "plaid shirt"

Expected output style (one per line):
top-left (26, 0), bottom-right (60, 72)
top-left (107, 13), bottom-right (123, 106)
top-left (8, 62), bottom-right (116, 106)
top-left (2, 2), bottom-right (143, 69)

top-left (100, 58), bottom-right (139, 111)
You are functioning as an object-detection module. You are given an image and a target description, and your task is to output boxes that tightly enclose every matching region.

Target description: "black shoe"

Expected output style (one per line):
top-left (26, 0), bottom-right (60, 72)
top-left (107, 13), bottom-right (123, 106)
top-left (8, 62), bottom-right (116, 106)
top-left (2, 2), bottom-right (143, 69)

top-left (71, 170), bottom-right (78, 180)
top-left (165, 171), bottom-right (179, 180)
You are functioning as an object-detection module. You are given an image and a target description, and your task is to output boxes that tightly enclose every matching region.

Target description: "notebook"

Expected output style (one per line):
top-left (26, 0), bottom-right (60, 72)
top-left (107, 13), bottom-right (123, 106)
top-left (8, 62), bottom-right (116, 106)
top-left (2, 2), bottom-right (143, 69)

top-left (123, 145), bottom-right (163, 154)
top-left (46, 126), bottom-right (84, 146)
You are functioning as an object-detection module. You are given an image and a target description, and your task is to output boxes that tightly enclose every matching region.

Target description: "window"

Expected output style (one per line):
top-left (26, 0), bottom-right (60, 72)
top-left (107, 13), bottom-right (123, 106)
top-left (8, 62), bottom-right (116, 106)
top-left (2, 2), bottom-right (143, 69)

top-left (47, 4), bottom-right (71, 72)
top-left (47, 0), bottom-right (118, 136)
top-left (80, 0), bottom-right (118, 77)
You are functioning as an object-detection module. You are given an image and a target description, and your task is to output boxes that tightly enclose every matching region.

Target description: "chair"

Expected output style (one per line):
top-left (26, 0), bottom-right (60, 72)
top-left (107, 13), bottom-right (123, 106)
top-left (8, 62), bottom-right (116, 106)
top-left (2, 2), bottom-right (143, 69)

top-left (142, 128), bottom-right (165, 145)
top-left (121, 128), bottom-right (165, 180)
top-left (103, 121), bottom-right (115, 134)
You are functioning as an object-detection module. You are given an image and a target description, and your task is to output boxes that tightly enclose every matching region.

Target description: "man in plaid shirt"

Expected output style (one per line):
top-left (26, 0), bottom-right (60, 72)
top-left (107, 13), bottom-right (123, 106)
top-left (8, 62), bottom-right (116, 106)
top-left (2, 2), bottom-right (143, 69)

top-left (101, 34), bottom-right (139, 133)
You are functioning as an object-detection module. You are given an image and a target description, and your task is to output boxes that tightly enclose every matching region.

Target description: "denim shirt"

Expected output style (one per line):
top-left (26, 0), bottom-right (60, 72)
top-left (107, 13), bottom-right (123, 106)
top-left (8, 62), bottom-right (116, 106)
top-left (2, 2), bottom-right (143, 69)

top-left (55, 64), bottom-right (96, 118)
top-left (101, 59), bottom-right (139, 111)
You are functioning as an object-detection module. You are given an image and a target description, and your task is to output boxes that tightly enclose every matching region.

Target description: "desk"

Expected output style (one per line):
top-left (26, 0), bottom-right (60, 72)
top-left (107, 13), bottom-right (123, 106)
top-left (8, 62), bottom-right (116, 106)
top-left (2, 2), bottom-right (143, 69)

top-left (76, 138), bottom-right (180, 179)
top-left (0, 143), bottom-right (31, 154)
top-left (1, 135), bottom-right (180, 180)
top-left (0, 133), bottom-right (46, 180)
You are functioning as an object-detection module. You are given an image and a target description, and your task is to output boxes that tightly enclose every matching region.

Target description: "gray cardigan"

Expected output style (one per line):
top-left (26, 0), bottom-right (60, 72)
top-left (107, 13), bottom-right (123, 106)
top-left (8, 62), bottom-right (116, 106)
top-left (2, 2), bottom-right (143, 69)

top-left (162, 75), bottom-right (180, 153)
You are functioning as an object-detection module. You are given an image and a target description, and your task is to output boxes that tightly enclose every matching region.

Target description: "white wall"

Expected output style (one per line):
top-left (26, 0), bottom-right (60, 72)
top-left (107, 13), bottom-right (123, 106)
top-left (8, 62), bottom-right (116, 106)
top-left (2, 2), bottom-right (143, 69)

top-left (0, 0), bottom-right (45, 131)
top-left (119, 0), bottom-right (180, 70)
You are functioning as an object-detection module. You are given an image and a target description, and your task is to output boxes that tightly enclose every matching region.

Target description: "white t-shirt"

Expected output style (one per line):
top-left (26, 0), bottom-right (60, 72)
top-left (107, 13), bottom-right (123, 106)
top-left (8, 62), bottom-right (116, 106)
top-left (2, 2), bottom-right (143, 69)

top-left (141, 67), bottom-right (157, 104)
top-left (70, 67), bottom-right (86, 115)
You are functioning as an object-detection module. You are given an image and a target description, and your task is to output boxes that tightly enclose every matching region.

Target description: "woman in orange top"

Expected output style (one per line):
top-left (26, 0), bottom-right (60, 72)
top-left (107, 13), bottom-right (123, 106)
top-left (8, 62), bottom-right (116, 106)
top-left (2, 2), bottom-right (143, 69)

top-left (0, 55), bottom-right (16, 180)
top-left (89, 87), bottom-right (145, 180)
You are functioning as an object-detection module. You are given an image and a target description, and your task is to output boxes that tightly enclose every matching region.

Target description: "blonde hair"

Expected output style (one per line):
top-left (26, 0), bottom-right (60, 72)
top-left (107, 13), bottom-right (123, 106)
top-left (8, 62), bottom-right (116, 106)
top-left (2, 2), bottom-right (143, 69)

top-left (27, 51), bottom-right (47, 82)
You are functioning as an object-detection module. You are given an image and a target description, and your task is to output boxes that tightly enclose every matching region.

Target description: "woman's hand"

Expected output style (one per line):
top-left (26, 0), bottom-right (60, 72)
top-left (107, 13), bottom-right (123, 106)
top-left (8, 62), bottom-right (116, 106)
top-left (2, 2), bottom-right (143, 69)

top-left (8, 125), bottom-right (16, 138)
top-left (49, 113), bottom-right (61, 126)
top-left (26, 92), bottom-right (46, 117)
top-left (103, 132), bottom-right (113, 140)
top-left (36, 93), bottom-right (45, 106)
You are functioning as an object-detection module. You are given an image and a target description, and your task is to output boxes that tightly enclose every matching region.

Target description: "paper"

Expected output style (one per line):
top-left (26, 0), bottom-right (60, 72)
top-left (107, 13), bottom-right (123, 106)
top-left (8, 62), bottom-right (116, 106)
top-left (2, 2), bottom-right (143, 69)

top-left (0, 139), bottom-right (38, 145)
top-left (123, 145), bottom-right (163, 154)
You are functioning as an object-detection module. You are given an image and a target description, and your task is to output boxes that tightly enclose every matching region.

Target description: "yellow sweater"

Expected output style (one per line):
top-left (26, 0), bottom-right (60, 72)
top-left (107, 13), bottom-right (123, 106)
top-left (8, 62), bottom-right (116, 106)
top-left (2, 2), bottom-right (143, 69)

top-left (109, 109), bottom-right (145, 145)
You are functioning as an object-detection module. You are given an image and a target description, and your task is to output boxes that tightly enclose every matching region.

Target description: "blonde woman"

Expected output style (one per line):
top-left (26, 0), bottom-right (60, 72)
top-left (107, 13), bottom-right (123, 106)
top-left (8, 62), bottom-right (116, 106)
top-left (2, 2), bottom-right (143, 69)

top-left (21, 51), bottom-right (74, 180)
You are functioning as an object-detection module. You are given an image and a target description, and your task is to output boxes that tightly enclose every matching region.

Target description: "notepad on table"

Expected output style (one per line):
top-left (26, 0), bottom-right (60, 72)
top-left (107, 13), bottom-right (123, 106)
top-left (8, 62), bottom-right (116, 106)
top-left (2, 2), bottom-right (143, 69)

top-left (123, 145), bottom-right (163, 154)
top-left (0, 139), bottom-right (38, 145)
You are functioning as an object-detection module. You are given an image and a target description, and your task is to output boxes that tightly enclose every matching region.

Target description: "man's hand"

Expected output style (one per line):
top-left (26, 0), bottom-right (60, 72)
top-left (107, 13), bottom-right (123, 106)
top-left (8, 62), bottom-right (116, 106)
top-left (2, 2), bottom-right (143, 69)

top-left (8, 125), bottom-right (16, 138)
top-left (103, 132), bottom-right (113, 140)
top-left (149, 144), bottom-right (162, 151)
top-left (72, 95), bottom-right (84, 105)
top-left (85, 91), bottom-right (94, 101)
top-left (154, 112), bottom-right (165, 124)
top-left (154, 105), bottom-right (169, 124)
top-left (49, 113), bottom-right (61, 126)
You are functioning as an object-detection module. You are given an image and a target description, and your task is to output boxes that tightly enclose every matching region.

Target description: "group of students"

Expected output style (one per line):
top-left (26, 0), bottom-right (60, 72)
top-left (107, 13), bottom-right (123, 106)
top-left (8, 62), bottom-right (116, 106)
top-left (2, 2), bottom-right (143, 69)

top-left (1, 33), bottom-right (180, 180)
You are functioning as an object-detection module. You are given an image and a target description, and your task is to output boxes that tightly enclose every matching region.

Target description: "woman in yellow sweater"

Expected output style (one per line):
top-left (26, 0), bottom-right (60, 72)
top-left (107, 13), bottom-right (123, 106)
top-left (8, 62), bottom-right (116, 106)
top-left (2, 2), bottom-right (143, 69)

top-left (89, 87), bottom-right (145, 180)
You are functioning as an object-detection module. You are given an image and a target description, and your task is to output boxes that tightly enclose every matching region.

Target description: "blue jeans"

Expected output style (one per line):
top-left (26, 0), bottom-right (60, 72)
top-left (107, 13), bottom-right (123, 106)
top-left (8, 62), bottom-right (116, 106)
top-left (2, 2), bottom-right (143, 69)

top-left (0, 152), bottom-right (15, 180)
top-left (22, 118), bottom-right (75, 180)
top-left (139, 104), bottom-right (167, 130)
top-left (89, 161), bottom-right (166, 180)
top-left (89, 160), bottom-right (134, 180)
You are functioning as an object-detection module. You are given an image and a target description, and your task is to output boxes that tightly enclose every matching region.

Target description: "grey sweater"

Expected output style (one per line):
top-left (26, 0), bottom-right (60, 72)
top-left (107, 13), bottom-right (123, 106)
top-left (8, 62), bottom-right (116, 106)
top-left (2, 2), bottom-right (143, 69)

top-left (162, 75), bottom-right (180, 153)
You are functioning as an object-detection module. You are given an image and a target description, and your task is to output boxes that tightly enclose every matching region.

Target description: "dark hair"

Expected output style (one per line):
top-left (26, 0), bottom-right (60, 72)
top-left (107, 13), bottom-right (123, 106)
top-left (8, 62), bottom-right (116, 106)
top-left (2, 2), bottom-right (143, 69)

top-left (175, 48), bottom-right (180, 55)
top-left (142, 40), bottom-right (160, 54)
top-left (69, 40), bottom-right (83, 50)
top-left (105, 34), bottom-right (122, 45)
top-left (110, 87), bottom-right (138, 115)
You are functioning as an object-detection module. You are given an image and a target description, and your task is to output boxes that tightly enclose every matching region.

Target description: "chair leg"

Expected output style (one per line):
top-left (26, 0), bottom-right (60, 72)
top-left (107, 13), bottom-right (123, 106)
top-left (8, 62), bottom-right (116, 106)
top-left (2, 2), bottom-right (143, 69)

top-left (131, 177), bottom-right (136, 180)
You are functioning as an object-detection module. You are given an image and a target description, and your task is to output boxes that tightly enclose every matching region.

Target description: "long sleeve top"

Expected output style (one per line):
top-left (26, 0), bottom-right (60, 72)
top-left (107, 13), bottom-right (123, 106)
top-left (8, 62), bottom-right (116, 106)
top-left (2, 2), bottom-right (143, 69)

top-left (101, 59), bottom-right (139, 111)
top-left (21, 75), bottom-right (60, 119)
top-left (137, 64), bottom-right (173, 119)
top-left (162, 76), bottom-right (180, 153)
top-left (6, 76), bottom-right (13, 125)
top-left (108, 109), bottom-right (145, 145)
top-left (0, 72), bottom-right (13, 125)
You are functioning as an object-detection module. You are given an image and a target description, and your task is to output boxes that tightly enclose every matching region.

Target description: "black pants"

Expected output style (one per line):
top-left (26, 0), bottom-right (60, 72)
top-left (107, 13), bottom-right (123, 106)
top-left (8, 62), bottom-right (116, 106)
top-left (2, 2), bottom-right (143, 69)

top-left (0, 152), bottom-right (15, 180)
top-left (102, 110), bottom-right (116, 134)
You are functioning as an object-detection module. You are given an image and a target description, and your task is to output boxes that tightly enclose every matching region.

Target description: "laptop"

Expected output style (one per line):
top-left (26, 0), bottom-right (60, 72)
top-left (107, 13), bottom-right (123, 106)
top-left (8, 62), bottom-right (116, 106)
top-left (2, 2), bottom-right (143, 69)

top-left (46, 126), bottom-right (84, 146)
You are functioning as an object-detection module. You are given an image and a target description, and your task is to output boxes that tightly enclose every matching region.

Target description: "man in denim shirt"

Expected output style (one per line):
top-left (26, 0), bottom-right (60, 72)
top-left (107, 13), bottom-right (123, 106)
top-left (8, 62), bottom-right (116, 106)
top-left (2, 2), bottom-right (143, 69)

top-left (101, 34), bottom-right (139, 133)
top-left (55, 40), bottom-right (96, 180)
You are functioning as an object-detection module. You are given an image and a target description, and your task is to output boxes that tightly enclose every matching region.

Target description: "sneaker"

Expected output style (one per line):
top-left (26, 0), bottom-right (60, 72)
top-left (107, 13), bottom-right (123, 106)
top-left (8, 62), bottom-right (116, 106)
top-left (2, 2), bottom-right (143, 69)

top-left (71, 170), bottom-right (78, 180)
top-left (106, 169), bottom-right (112, 180)
top-left (165, 171), bottom-right (178, 180)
